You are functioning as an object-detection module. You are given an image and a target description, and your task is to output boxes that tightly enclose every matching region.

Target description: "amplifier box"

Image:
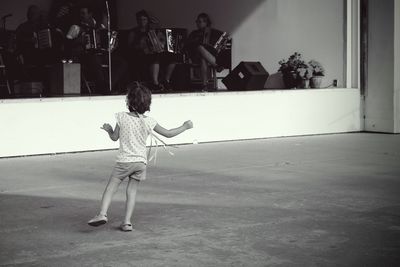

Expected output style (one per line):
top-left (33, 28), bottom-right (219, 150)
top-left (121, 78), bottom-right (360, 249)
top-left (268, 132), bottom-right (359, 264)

top-left (222, 61), bottom-right (269, 91)
top-left (50, 63), bottom-right (81, 95)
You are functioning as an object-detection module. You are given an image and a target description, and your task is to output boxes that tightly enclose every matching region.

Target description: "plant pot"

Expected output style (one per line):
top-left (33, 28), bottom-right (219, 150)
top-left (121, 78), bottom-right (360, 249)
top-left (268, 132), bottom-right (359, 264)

top-left (296, 79), bottom-right (309, 89)
top-left (282, 71), bottom-right (297, 89)
top-left (310, 76), bottom-right (324, 88)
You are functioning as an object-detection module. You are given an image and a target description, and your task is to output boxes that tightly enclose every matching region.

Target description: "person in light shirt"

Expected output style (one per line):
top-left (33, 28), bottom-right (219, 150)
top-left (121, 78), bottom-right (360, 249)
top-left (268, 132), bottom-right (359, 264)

top-left (88, 82), bottom-right (193, 232)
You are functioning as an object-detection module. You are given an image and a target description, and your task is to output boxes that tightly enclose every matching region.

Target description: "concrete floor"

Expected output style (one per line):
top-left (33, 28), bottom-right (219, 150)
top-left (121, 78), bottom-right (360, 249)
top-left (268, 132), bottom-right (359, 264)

top-left (0, 133), bottom-right (400, 267)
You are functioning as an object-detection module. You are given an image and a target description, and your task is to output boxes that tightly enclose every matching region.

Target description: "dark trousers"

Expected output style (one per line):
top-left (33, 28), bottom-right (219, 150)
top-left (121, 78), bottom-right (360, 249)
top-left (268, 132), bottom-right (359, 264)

top-left (111, 54), bottom-right (129, 91)
top-left (80, 53), bottom-right (108, 94)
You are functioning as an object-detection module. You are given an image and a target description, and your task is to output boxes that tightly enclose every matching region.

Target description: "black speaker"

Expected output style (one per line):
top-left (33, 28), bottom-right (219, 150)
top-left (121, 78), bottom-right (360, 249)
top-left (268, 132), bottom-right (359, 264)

top-left (222, 61), bottom-right (269, 91)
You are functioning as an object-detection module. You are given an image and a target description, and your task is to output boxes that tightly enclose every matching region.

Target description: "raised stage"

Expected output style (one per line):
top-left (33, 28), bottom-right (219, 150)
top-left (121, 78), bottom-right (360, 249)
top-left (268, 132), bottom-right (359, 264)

top-left (0, 88), bottom-right (361, 158)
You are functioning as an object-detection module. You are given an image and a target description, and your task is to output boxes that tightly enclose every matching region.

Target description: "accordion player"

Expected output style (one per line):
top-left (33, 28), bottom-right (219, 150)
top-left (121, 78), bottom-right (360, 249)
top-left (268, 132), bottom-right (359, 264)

top-left (186, 28), bottom-right (230, 57)
top-left (66, 24), bottom-right (118, 53)
top-left (202, 29), bottom-right (230, 56)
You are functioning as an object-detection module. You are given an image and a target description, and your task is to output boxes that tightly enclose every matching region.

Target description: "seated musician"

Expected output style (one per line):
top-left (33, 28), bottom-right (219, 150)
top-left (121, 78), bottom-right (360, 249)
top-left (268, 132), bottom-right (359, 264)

top-left (128, 10), bottom-right (177, 91)
top-left (186, 13), bottom-right (225, 91)
top-left (15, 5), bottom-right (54, 87)
top-left (1, 31), bottom-right (23, 94)
top-left (16, 5), bottom-right (45, 66)
top-left (65, 6), bottom-right (108, 94)
top-left (51, 0), bottom-right (76, 35)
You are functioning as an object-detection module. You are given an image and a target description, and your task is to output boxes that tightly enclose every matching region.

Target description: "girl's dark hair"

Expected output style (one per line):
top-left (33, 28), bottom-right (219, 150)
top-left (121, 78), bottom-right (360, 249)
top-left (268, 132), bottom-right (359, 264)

top-left (196, 13), bottom-right (211, 27)
top-left (126, 82), bottom-right (152, 114)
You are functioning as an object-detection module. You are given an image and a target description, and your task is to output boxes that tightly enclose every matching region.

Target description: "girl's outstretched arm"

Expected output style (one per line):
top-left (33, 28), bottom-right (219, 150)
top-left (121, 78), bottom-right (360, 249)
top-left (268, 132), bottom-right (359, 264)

top-left (154, 120), bottom-right (193, 138)
top-left (101, 123), bottom-right (120, 141)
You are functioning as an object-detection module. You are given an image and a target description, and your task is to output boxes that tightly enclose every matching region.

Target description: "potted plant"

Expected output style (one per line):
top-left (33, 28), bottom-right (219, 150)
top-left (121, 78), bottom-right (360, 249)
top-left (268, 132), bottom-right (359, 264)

top-left (279, 52), bottom-right (312, 89)
top-left (296, 64), bottom-right (313, 89)
top-left (308, 60), bottom-right (325, 88)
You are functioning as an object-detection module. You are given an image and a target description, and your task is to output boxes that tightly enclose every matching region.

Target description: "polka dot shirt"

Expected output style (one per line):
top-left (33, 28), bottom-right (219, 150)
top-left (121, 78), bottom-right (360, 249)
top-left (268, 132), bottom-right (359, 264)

top-left (115, 112), bottom-right (158, 164)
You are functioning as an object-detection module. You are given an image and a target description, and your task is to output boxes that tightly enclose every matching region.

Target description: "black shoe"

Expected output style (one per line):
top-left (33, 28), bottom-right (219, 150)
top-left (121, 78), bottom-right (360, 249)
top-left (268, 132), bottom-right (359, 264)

top-left (200, 84), bottom-right (209, 92)
top-left (215, 65), bottom-right (225, 73)
top-left (151, 83), bottom-right (165, 93)
top-left (162, 80), bottom-right (173, 92)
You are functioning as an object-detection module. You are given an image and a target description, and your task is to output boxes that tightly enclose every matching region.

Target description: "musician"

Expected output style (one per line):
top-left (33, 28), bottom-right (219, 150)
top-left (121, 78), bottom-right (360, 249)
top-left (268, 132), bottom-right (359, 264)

top-left (65, 6), bottom-right (108, 94)
top-left (186, 13), bottom-right (225, 91)
top-left (50, 0), bottom-right (76, 35)
top-left (0, 32), bottom-right (22, 93)
top-left (14, 5), bottom-right (55, 88)
top-left (128, 10), bottom-right (177, 91)
top-left (16, 5), bottom-right (45, 65)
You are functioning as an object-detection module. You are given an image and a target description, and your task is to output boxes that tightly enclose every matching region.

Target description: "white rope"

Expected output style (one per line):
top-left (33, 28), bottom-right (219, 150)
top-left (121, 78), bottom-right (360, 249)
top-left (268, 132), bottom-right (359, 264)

top-left (136, 112), bottom-right (176, 165)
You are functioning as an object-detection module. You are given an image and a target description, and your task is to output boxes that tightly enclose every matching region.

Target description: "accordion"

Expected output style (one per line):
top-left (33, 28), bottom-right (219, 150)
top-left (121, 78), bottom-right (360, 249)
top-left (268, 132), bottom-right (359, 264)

top-left (212, 32), bottom-right (230, 54)
top-left (82, 28), bottom-right (118, 52)
top-left (147, 28), bottom-right (187, 54)
top-left (37, 29), bottom-right (53, 50)
top-left (203, 29), bottom-right (230, 55)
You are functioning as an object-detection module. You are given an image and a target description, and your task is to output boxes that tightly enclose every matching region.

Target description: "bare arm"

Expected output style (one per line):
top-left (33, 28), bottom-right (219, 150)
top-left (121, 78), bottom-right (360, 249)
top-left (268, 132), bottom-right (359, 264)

top-left (101, 123), bottom-right (120, 141)
top-left (154, 120), bottom-right (193, 138)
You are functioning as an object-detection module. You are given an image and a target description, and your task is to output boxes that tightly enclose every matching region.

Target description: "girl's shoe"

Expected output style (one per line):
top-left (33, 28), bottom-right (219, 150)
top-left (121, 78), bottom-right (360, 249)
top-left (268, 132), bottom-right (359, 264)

top-left (88, 214), bottom-right (108, 227)
top-left (120, 223), bottom-right (133, 232)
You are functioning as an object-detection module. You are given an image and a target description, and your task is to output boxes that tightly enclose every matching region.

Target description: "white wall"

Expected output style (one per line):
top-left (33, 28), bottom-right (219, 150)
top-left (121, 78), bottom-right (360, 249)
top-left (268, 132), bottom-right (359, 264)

top-left (364, 0), bottom-right (399, 133)
top-left (0, 89), bottom-right (361, 158)
top-left (395, 0), bottom-right (400, 133)
top-left (351, 0), bottom-right (359, 88)
top-left (116, 0), bottom-right (345, 88)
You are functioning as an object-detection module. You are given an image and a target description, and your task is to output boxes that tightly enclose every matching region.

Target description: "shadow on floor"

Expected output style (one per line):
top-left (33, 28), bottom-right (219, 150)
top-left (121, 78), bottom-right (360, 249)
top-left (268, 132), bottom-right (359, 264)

top-left (1, 192), bottom-right (400, 266)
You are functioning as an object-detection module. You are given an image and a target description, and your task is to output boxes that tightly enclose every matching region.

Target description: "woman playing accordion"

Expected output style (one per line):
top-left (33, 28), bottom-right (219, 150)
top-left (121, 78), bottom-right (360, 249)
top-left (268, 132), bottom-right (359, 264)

top-left (186, 13), bottom-right (229, 91)
top-left (127, 10), bottom-right (177, 92)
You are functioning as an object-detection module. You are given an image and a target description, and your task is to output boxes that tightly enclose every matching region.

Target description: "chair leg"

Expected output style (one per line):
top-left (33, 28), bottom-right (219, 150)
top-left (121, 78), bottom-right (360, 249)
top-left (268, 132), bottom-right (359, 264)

top-left (0, 68), bottom-right (11, 95)
top-left (82, 74), bottom-right (92, 95)
top-left (212, 68), bottom-right (218, 90)
top-left (6, 78), bottom-right (11, 95)
top-left (0, 54), bottom-right (12, 95)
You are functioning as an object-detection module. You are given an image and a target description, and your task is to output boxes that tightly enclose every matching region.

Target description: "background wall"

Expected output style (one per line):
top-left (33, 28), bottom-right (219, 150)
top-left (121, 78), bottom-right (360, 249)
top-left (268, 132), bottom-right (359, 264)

top-left (0, 0), bottom-right (117, 30)
top-left (395, 0), bottom-right (400, 133)
top-left (1, 0), bottom-right (52, 30)
top-left (117, 0), bottom-right (345, 88)
top-left (364, 0), bottom-right (399, 133)
top-left (0, 89), bottom-right (361, 158)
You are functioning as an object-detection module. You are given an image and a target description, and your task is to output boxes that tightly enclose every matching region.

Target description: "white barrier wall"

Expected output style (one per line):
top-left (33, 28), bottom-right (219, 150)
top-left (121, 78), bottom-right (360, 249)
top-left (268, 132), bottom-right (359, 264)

top-left (0, 89), bottom-right (360, 158)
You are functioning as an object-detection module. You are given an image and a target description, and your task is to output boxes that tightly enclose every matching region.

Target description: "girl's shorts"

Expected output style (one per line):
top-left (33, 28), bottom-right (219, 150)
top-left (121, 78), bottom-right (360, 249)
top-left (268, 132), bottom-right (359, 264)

top-left (111, 162), bottom-right (147, 181)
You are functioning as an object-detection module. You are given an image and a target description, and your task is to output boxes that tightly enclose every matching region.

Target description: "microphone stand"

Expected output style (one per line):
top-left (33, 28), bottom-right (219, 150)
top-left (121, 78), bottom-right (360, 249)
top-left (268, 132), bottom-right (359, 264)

top-left (105, 1), bottom-right (112, 92)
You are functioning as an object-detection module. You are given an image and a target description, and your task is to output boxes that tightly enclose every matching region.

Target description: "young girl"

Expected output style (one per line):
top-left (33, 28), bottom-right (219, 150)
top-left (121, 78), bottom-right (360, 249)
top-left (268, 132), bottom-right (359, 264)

top-left (88, 82), bottom-right (193, 231)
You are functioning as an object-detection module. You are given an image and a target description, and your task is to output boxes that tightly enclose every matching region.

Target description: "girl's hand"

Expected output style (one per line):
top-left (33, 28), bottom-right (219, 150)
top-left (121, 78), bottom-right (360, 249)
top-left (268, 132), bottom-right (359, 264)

top-left (183, 120), bottom-right (194, 130)
top-left (101, 123), bottom-right (113, 133)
